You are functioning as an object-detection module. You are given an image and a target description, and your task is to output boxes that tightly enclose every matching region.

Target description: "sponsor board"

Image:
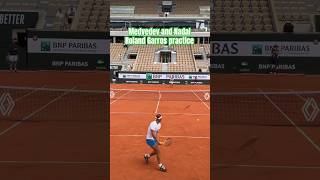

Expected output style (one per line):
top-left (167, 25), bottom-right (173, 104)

top-left (213, 41), bottom-right (320, 57)
top-left (212, 59), bottom-right (301, 73)
top-left (211, 33), bottom-right (320, 74)
top-left (117, 72), bottom-right (210, 85)
top-left (211, 64), bottom-right (225, 69)
top-left (28, 38), bottom-right (108, 54)
top-left (0, 11), bottom-right (38, 27)
top-left (51, 61), bottom-right (89, 68)
top-left (258, 64), bottom-right (296, 70)
top-left (118, 73), bottom-right (210, 80)
top-left (27, 31), bottom-right (109, 70)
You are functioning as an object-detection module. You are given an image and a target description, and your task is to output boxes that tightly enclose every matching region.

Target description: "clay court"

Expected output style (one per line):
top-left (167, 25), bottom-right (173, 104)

top-left (110, 84), bottom-right (210, 180)
top-left (0, 71), bottom-right (108, 180)
top-left (212, 74), bottom-right (320, 180)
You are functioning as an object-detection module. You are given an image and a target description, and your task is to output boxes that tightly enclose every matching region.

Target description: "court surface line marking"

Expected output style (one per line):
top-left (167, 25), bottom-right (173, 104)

top-left (259, 88), bottom-right (320, 152)
top-left (110, 111), bottom-right (209, 116)
top-left (14, 85), bottom-right (46, 102)
top-left (154, 90), bottom-right (162, 113)
top-left (110, 134), bottom-right (210, 139)
top-left (111, 88), bottom-right (210, 92)
top-left (213, 163), bottom-right (320, 169)
top-left (110, 90), bottom-right (133, 104)
top-left (0, 87), bottom-right (77, 137)
top-left (0, 85), bottom-right (106, 93)
top-left (289, 89), bottom-right (307, 101)
top-left (192, 90), bottom-right (210, 110)
top-left (0, 160), bottom-right (107, 165)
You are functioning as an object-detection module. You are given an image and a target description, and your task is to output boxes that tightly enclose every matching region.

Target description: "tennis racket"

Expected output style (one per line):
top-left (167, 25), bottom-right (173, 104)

top-left (162, 138), bottom-right (172, 146)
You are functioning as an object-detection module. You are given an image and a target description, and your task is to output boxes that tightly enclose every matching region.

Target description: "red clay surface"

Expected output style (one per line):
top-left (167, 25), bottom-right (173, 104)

top-left (110, 84), bottom-right (210, 180)
top-left (212, 74), bottom-right (320, 180)
top-left (0, 71), bottom-right (108, 180)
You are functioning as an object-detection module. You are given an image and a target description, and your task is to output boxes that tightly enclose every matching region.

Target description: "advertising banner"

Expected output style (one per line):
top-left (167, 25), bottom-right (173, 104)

top-left (117, 72), bottom-right (210, 84)
top-left (211, 33), bottom-right (320, 74)
top-left (27, 31), bottom-right (109, 70)
top-left (28, 38), bottom-right (107, 54)
top-left (0, 11), bottom-right (38, 28)
top-left (212, 41), bottom-right (320, 57)
top-left (118, 72), bottom-right (210, 80)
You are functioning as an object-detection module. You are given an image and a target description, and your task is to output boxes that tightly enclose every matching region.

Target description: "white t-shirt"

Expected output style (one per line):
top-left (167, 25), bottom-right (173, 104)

top-left (146, 120), bottom-right (161, 140)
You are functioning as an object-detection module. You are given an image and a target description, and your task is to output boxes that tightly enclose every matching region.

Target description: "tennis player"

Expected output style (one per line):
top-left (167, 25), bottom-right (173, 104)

top-left (7, 38), bottom-right (19, 72)
top-left (271, 44), bottom-right (280, 74)
top-left (144, 114), bottom-right (166, 172)
top-left (169, 76), bottom-right (174, 86)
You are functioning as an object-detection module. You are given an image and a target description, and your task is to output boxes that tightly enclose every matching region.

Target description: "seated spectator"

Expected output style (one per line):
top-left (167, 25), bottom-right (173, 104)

top-left (56, 8), bottom-right (64, 19)
top-left (67, 6), bottom-right (76, 25)
top-left (283, 22), bottom-right (294, 33)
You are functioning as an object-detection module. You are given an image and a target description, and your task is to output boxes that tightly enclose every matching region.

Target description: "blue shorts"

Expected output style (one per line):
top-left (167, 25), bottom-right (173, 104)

top-left (146, 139), bottom-right (157, 147)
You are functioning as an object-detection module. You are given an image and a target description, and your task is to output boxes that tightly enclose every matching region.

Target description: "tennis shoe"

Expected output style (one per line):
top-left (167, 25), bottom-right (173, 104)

top-left (144, 154), bottom-right (150, 164)
top-left (159, 164), bottom-right (167, 172)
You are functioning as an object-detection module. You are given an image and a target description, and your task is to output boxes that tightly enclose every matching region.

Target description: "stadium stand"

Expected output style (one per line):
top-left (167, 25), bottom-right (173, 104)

top-left (0, 0), bottom-right (108, 32)
top-left (212, 0), bottom-right (274, 32)
top-left (130, 45), bottom-right (162, 72)
top-left (272, 0), bottom-right (317, 32)
top-left (0, 0), bottom-right (38, 10)
top-left (191, 44), bottom-right (210, 72)
top-left (76, 0), bottom-right (108, 31)
top-left (168, 45), bottom-right (196, 72)
top-left (110, 43), bottom-right (127, 62)
top-left (109, 0), bottom-right (159, 14)
top-left (109, 0), bottom-right (210, 72)
top-left (109, 0), bottom-right (210, 15)
top-left (110, 44), bottom-right (210, 72)
top-left (173, 0), bottom-right (210, 14)
top-left (0, 0), bottom-right (80, 30)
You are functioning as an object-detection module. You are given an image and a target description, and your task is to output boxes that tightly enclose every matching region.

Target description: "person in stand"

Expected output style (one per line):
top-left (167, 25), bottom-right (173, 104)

top-left (67, 6), bottom-right (76, 29)
top-left (56, 8), bottom-right (65, 30)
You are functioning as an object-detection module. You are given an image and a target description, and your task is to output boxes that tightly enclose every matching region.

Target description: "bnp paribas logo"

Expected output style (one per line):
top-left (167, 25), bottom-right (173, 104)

top-left (41, 41), bottom-right (51, 52)
top-left (146, 73), bottom-right (153, 81)
top-left (252, 44), bottom-right (263, 55)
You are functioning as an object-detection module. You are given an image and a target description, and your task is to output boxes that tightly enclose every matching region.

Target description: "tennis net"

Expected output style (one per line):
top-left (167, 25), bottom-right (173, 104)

top-left (110, 89), bottom-right (210, 102)
top-left (213, 91), bottom-right (320, 127)
top-left (0, 86), bottom-right (107, 123)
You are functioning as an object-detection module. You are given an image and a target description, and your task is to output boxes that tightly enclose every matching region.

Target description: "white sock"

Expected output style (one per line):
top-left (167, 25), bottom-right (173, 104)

top-left (159, 163), bottom-right (163, 168)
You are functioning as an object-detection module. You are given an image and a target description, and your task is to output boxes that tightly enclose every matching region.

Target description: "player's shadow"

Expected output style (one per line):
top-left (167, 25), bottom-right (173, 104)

top-left (213, 136), bottom-right (260, 170)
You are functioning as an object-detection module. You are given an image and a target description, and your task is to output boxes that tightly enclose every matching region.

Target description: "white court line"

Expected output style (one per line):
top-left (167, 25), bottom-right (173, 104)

top-left (0, 160), bottom-right (107, 165)
top-left (213, 163), bottom-right (320, 169)
top-left (111, 88), bottom-right (135, 92)
top-left (154, 91), bottom-right (161, 113)
top-left (259, 88), bottom-right (320, 152)
top-left (289, 89), bottom-right (307, 101)
top-left (110, 111), bottom-right (209, 116)
top-left (110, 90), bottom-right (133, 104)
top-left (111, 88), bottom-right (209, 93)
top-left (0, 85), bottom-right (106, 93)
top-left (14, 85), bottom-right (46, 102)
top-left (0, 87), bottom-right (77, 137)
top-left (192, 90), bottom-right (210, 110)
top-left (111, 134), bottom-right (210, 139)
